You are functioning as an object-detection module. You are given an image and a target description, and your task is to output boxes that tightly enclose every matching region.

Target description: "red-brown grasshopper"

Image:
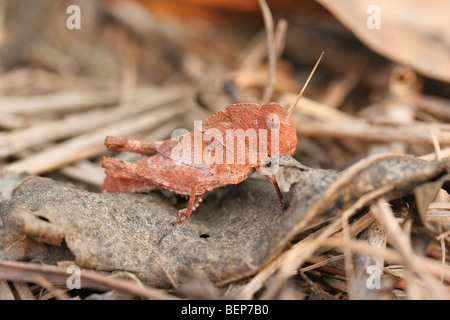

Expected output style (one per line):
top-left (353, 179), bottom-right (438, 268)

top-left (102, 102), bottom-right (296, 224)
top-left (102, 54), bottom-right (323, 224)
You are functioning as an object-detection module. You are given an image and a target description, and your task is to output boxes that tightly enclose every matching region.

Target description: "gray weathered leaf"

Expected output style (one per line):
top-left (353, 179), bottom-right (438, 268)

top-left (1, 153), bottom-right (448, 288)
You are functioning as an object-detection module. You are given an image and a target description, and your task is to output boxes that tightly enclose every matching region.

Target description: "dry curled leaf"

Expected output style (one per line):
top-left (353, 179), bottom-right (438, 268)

top-left (317, 0), bottom-right (450, 82)
top-left (1, 176), bottom-right (286, 288)
top-left (1, 154), bottom-right (448, 289)
top-left (263, 153), bottom-right (450, 262)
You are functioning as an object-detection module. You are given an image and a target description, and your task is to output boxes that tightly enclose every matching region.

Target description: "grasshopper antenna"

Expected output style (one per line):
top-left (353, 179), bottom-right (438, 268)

top-left (287, 51), bottom-right (324, 115)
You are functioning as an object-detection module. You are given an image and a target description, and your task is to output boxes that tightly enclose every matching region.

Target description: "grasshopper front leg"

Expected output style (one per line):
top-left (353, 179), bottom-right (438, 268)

top-left (265, 174), bottom-right (287, 209)
top-left (257, 165), bottom-right (287, 209)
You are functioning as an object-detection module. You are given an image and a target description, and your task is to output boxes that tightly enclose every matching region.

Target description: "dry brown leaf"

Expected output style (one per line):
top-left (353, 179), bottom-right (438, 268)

top-left (414, 175), bottom-right (450, 226)
top-left (316, 0), bottom-right (450, 83)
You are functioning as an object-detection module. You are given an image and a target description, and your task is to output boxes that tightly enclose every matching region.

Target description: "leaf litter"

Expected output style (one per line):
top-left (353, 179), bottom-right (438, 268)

top-left (0, 0), bottom-right (449, 300)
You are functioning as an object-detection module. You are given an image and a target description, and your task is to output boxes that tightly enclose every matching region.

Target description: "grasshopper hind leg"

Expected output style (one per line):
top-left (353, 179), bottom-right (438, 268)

top-left (102, 156), bottom-right (206, 225)
top-left (105, 136), bottom-right (163, 156)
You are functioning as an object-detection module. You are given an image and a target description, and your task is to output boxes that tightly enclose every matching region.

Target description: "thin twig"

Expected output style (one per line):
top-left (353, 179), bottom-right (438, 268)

top-left (280, 94), bottom-right (350, 121)
top-left (274, 19), bottom-right (288, 62)
top-left (252, 186), bottom-right (392, 300)
top-left (421, 146), bottom-right (450, 161)
top-left (258, 0), bottom-right (276, 103)
top-left (0, 90), bottom-right (118, 114)
top-left (33, 275), bottom-right (71, 300)
top-left (10, 281), bottom-right (35, 300)
top-left (429, 129), bottom-right (442, 161)
top-left (2, 106), bottom-right (184, 174)
top-left (429, 129), bottom-right (447, 283)
top-left (436, 230), bottom-right (450, 241)
top-left (371, 200), bottom-right (449, 299)
top-left (341, 207), bottom-right (355, 297)
top-left (0, 260), bottom-right (176, 300)
top-left (295, 117), bottom-right (450, 145)
top-left (308, 238), bottom-right (450, 283)
top-left (351, 220), bottom-right (387, 299)
top-left (427, 129), bottom-right (448, 285)
top-left (298, 254), bottom-right (344, 273)
top-left (0, 86), bottom-right (189, 158)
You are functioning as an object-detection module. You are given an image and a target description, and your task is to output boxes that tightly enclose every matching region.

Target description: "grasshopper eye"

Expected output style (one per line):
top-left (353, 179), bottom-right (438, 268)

top-left (266, 113), bottom-right (280, 130)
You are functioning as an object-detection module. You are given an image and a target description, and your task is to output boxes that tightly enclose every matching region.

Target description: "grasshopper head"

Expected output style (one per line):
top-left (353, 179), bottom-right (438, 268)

top-left (259, 102), bottom-right (297, 156)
